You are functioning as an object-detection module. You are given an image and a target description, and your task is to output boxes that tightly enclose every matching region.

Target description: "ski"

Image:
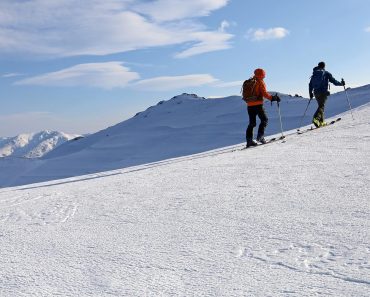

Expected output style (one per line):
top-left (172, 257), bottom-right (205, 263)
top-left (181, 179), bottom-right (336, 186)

top-left (297, 118), bottom-right (341, 135)
top-left (240, 136), bottom-right (286, 150)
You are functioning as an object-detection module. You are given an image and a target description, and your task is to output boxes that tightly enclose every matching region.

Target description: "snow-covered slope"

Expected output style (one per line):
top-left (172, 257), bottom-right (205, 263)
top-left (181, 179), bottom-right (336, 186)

top-left (0, 130), bottom-right (80, 158)
top-left (1, 86), bottom-right (370, 188)
top-left (0, 102), bottom-right (369, 296)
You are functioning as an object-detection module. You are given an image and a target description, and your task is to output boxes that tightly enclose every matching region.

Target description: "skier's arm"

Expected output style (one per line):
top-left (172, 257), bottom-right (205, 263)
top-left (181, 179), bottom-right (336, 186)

top-left (327, 72), bottom-right (342, 86)
top-left (258, 81), bottom-right (273, 100)
top-left (309, 80), bottom-right (314, 97)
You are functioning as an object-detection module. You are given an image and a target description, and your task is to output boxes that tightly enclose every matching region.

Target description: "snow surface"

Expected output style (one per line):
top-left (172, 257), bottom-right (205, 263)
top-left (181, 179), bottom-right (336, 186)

top-left (0, 99), bottom-right (369, 295)
top-left (1, 87), bottom-right (369, 188)
top-left (0, 130), bottom-right (80, 158)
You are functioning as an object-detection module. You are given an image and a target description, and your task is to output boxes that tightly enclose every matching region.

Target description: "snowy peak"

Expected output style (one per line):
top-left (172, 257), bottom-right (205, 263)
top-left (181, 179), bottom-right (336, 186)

top-left (0, 130), bottom-right (81, 158)
top-left (133, 93), bottom-right (207, 118)
top-left (169, 93), bottom-right (206, 101)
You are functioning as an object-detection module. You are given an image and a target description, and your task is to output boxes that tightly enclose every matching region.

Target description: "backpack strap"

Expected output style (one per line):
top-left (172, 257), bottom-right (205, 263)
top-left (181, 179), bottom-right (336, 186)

top-left (244, 96), bottom-right (260, 102)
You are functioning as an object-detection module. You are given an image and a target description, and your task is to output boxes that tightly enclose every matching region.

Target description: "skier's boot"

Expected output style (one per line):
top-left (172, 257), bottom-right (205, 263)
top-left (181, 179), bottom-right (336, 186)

top-left (246, 138), bottom-right (258, 148)
top-left (312, 117), bottom-right (320, 128)
top-left (256, 134), bottom-right (267, 144)
top-left (320, 121), bottom-right (327, 127)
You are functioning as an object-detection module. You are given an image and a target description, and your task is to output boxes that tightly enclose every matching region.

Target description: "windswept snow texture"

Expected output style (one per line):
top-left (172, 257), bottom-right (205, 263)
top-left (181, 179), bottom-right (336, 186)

top-left (2, 86), bottom-right (370, 188)
top-left (0, 130), bottom-right (80, 158)
top-left (0, 103), bottom-right (369, 296)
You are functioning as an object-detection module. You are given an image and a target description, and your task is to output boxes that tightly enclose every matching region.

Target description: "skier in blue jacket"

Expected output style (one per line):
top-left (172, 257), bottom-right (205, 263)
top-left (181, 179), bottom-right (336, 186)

top-left (309, 62), bottom-right (345, 127)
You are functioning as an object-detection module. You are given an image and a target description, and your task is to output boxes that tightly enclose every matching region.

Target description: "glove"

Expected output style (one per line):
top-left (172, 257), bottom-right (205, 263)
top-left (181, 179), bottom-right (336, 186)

top-left (271, 94), bottom-right (281, 102)
top-left (309, 93), bottom-right (314, 99)
top-left (341, 78), bottom-right (345, 86)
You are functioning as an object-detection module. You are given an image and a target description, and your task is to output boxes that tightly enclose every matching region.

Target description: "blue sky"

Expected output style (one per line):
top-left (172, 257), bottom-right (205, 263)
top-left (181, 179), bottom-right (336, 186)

top-left (1, 0), bottom-right (370, 136)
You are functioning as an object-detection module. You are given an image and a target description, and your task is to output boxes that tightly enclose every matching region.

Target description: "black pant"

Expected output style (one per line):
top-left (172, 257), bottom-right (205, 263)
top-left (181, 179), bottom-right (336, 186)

top-left (313, 93), bottom-right (328, 123)
top-left (246, 105), bottom-right (268, 140)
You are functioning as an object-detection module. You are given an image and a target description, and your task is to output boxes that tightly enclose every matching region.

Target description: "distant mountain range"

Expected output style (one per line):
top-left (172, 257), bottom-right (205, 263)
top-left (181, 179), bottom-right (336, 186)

top-left (0, 130), bottom-right (81, 158)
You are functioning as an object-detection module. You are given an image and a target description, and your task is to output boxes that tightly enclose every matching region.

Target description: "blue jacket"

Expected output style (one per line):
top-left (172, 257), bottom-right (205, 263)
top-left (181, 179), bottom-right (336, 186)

top-left (309, 67), bottom-right (342, 96)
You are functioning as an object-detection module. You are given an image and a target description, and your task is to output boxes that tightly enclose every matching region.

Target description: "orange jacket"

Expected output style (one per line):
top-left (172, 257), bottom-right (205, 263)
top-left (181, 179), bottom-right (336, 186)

top-left (246, 77), bottom-right (272, 107)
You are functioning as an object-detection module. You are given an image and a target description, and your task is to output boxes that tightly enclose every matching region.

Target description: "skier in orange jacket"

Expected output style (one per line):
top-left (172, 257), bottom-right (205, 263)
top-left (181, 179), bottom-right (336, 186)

top-left (243, 68), bottom-right (280, 147)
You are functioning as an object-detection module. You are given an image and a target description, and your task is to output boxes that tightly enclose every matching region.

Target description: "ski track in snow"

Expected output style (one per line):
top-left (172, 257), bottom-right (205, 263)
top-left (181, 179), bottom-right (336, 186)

top-left (0, 106), bottom-right (369, 296)
top-left (241, 241), bottom-right (370, 285)
top-left (0, 191), bottom-right (78, 225)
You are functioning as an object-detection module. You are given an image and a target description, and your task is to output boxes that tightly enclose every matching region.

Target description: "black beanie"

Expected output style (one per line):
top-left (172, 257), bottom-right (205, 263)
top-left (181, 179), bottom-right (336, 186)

top-left (318, 61), bottom-right (325, 69)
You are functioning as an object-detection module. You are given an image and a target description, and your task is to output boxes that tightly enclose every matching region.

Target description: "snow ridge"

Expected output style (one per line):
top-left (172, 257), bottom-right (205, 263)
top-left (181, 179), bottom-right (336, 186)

top-left (1, 86), bottom-right (370, 188)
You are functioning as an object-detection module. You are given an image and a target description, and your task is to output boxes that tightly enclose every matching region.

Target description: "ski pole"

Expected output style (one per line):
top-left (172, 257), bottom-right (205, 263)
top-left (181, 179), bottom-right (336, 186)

top-left (297, 98), bottom-right (312, 131)
top-left (277, 102), bottom-right (285, 139)
top-left (342, 79), bottom-right (354, 120)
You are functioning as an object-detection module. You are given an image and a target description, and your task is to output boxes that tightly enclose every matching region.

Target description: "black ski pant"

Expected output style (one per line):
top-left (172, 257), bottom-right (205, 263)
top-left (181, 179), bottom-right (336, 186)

top-left (313, 93), bottom-right (328, 123)
top-left (246, 105), bottom-right (268, 141)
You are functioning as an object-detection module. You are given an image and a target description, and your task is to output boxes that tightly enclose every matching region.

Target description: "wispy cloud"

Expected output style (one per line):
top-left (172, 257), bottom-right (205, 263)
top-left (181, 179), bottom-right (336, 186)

top-left (1, 73), bottom-right (23, 78)
top-left (175, 31), bottom-right (232, 58)
top-left (0, 0), bottom-right (232, 58)
top-left (247, 27), bottom-right (290, 41)
top-left (219, 20), bottom-right (230, 32)
top-left (133, 0), bottom-right (229, 22)
top-left (365, 27), bottom-right (370, 32)
top-left (15, 62), bottom-right (140, 89)
top-left (215, 80), bottom-right (243, 88)
top-left (15, 62), bottom-right (219, 91)
top-left (132, 74), bottom-right (218, 91)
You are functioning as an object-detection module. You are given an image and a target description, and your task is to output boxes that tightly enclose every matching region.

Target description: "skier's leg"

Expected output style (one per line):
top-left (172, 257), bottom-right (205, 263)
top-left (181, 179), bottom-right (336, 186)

top-left (318, 94), bottom-right (328, 124)
top-left (313, 93), bottom-right (327, 127)
top-left (246, 106), bottom-right (258, 146)
top-left (257, 105), bottom-right (268, 141)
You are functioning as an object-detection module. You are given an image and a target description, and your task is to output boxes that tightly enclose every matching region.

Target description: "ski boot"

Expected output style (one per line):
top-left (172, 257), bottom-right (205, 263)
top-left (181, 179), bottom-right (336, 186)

top-left (312, 117), bottom-right (320, 128)
top-left (256, 134), bottom-right (267, 144)
top-left (246, 138), bottom-right (258, 148)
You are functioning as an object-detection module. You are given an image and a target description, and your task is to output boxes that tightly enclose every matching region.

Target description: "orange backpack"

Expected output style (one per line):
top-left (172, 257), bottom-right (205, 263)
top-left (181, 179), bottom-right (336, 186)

top-left (241, 78), bottom-right (257, 102)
